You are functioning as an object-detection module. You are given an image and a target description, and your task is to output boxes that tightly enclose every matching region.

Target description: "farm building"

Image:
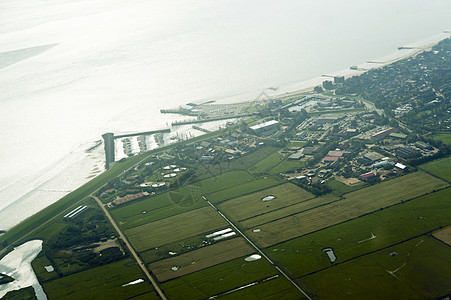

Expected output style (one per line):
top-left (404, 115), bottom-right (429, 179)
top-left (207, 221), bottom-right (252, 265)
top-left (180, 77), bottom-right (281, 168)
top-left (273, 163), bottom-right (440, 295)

top-left (249, 120), bottom-right (280, 136)
top-left (359, 172), bottom-right (379, 183)
top-left (113, 192), bottom-right (150, 206)
top-left (288, 152), bottom-right (305, 160)
top-left (364, 152), bottom-right (385, 162)
top-left (371, 128), bottom-right (398, 141)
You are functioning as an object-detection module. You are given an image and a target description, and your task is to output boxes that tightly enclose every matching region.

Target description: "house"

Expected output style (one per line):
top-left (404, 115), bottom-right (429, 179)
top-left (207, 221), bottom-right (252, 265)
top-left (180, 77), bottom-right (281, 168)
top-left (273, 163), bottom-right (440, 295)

top-left (371, 128), bottom-right (398, 140)
top-left (249, 120), bottom-right (280, 136)
top-left (289, 152), bottom-right (305, 160)
top-left (359, 172), bottom-right (379, 183)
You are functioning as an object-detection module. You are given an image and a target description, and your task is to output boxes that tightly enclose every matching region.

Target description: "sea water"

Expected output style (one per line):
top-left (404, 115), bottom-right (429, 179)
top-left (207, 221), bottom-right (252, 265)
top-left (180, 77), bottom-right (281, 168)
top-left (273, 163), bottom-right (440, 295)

top-left (0, 0), bottom-right (450, 230)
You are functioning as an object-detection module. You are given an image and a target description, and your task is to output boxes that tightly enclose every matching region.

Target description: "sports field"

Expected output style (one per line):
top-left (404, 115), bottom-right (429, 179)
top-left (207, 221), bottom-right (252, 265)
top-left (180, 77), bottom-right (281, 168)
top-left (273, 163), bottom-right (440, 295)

top-left (218, 183), bottom-right (315, 222)
top-left (148, 238), bottom-right (254, 282)
top-left (125, 206), bottom-right (228, 252)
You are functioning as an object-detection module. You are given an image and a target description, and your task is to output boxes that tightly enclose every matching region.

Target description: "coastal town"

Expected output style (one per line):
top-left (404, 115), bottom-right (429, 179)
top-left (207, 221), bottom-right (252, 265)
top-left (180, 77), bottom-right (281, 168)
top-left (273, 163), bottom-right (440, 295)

top-left (1, 38), bottom-right (451, 300)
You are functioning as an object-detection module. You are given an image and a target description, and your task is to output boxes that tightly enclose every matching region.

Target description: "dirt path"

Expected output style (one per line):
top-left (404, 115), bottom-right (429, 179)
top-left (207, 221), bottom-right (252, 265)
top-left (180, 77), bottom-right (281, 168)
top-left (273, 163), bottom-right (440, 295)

top-left (92, 195), bottom-right (167, 300)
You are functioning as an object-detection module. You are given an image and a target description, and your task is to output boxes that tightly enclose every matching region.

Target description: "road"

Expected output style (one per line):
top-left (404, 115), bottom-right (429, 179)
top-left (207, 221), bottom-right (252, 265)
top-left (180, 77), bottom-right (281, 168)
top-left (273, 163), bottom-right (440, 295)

top-left (202, 195), bottom-right (313, 300)
top-left (92, 195), bottom-right (167, 300)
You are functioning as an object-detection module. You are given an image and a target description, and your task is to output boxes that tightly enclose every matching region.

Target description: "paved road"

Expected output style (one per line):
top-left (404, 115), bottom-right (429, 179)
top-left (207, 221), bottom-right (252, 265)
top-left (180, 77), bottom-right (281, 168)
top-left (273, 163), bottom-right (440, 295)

top-left (92, 195), bottom-right (167, 300)
top-left (202, 196), bottom-right (313, 300)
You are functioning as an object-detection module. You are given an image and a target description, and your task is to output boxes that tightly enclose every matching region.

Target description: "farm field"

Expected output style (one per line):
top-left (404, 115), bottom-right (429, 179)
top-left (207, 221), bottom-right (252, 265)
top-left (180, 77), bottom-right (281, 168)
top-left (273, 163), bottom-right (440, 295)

top-left (161, 255), bottom-right (279, 299)
top-left (219, 276), bottom-right (307, 300)
top-left (205, 176), bottom-right (283, 203)
top-left (218, 183), bottom-right (315, 222)
top-left (249, 151), bottom-right (284, 174)
top-left (432, 133), bottom-right (451, 145)
top-left (266, 188), bottom-right (451, 277)
top-left (148, 238), bottom-right (254, 282)
top-left (125, 206), bottom-right (228, 252)
top-left (42, 258), bottom-right (158, 300)
top-left (111, 170), bottom-right (254, 230)
top-left (240, 194), bottom-right (339, 230)
top-left (246, 172), bottom-right (448, 247)
top-left (301, 236), bottom-right (451, 299)
top-left (419, 156), bottom-right (451, 182)
top-left (269, 158), bottom-right (306, 174)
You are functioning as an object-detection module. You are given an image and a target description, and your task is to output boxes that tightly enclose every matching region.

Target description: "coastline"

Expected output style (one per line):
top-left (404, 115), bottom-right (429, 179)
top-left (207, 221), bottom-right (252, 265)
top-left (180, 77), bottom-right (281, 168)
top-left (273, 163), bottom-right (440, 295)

top-left (1, 32), bottom-right (449, 231)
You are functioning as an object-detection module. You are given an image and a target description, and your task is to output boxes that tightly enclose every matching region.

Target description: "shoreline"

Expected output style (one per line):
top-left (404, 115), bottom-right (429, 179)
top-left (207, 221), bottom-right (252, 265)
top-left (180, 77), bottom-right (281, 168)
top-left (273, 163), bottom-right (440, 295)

top-left (1, 32), bottom-right (449, 231)
top-left (213, 32), bottom-right (450, 105)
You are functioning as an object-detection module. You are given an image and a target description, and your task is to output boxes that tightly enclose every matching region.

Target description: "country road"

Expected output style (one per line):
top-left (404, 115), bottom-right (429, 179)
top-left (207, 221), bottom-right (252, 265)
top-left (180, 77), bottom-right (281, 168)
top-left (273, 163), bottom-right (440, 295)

top-left (92, 195), bottom-right (167, 300)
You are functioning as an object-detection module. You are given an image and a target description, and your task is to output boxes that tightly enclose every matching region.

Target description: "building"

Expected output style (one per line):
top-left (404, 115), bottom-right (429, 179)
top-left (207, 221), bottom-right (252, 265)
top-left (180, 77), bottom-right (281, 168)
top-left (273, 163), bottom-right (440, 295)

top-left (359, 172), bottom-right (379, 183)
top-left (249, 120), bottom-right (280, 136)
top-left (371, 128), bottom-right (398, 141)
top-left (324, 156), bottom-right (342, 163)
top-left (372, 160), bottom-right (395, 170)
top-left (364, 152), bottom-right (385, 162)
top-left (395, 147), bottom-right (421, 159)
top-left (288, 152), bottom-right (305, 160)
top-left (113, 192), bottom-right (150, 206)
top-left (64, 205), bottom-right (89, 220)
top-left (389, 132), bottom-right (407, 139)
top-left (395, 163), bottom-right (408, 171)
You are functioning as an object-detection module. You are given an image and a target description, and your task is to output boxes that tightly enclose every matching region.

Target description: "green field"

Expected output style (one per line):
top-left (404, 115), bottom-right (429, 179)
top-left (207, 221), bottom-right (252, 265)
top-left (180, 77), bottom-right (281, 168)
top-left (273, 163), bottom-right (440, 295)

top-left (419, 156), bottom-right (451, 182)
top-left (326, 178), bottom-right (366, 195)
top-left (110, 170), bottom-right (254, 230)
top-left (218, 183), bottom-right (315, 223)
top-left (125, 206), bottom-right (228, 252)
top-left (205, 176), bottom-right (283, 203)
top-left (269, 158), bottom-right (306, 174)
top-left (148, 238), bottom-right (254, 282)
top-left (265, 188), bottom-right (451, 278)
top-left (246, 172), bottom-right (448, 247)
top-left (302, 236), bottom-right (451, 299)
top-left (240, 194), bottom-right (340, 230)
top-left (249, 151), bottom-right (284, 174)
top-left (161, 256), bottom-right (279, 299)
top-left (219, 276), bottom-right (308, 300)
top-left (42, 258), bottom-right (158, 300)
top-left (431, 133), bottom-right (451, 145)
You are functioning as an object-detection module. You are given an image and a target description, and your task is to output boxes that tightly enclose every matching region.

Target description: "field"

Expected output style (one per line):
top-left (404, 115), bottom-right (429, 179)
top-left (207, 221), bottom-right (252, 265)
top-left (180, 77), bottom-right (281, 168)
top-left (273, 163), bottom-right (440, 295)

top-left (240, 194), bottom-right (339, 230)
top-left (42, 258), bottom-right (158, 300)
top-left (432, 133), bottom-right (451, 145)
top-left (433, 226), bottom-right (451, 246)
top-left (302, 236), bottom-right (451, 299)
top-left (246, 172), bottom-right (448, 247)
top-left (205, 176), bottom-right (283, 203)
top-left (266, 188), bottom-right (451, 277)
top-left (161, 256), bottom-right (280, 299)
top-left (218, 183), bottom-right (315, 222)
top-left (148, 238), bottom-right (254, 281)
top-left (111, 170), bottom-right (254, 230)
top-left (419, 156), bottom-right (451, 182)
top-left (125, 206), bottom-right (228, 252)
top-left (249, 151), bottom-right (284, 174)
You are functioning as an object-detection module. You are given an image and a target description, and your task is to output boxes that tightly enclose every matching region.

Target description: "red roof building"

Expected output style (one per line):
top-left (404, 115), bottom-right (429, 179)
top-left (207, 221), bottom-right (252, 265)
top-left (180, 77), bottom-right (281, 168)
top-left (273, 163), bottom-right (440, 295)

top-left (113, 192), bottom-right (150, 206)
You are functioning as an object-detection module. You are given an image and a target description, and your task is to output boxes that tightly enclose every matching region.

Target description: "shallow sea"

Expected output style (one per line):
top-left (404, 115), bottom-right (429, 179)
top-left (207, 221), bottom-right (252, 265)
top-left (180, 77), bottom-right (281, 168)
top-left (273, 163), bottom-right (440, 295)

top-left (0, 0), bottom-right (450, 229)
